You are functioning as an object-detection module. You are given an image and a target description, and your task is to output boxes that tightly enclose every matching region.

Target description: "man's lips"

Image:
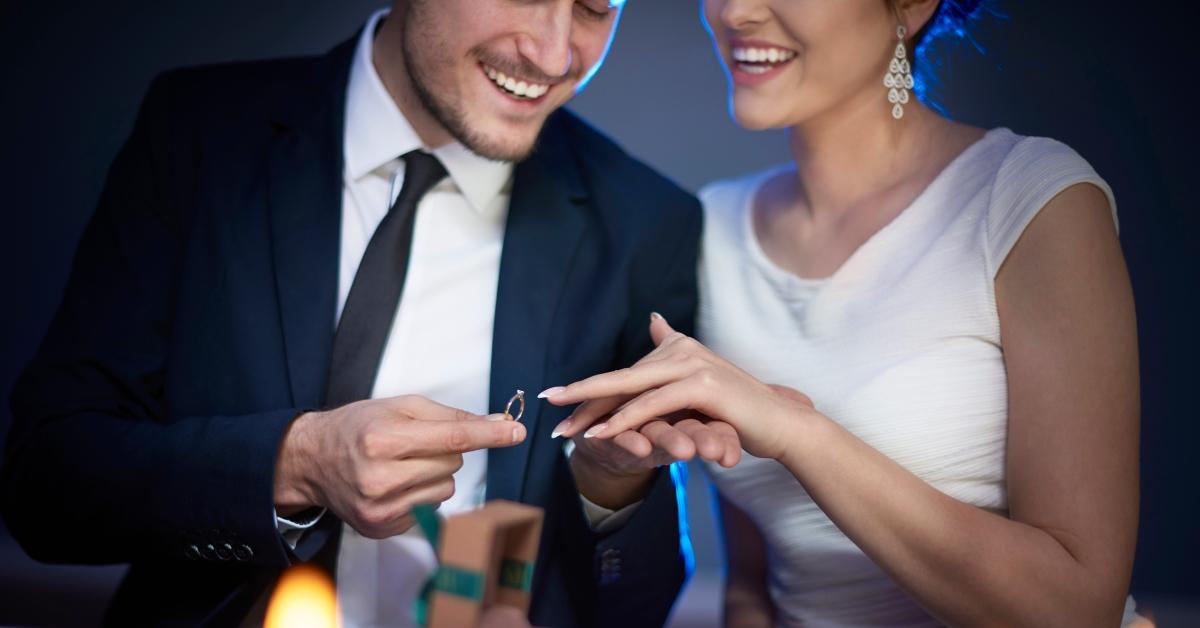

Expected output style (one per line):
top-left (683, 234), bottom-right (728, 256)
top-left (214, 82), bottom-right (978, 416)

top-left (480, 62), bottom-right (551, 101)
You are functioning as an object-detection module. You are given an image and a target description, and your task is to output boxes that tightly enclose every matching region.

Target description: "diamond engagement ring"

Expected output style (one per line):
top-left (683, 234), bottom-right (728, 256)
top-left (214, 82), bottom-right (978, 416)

top-left (504, 390), bottom-right (526, 422)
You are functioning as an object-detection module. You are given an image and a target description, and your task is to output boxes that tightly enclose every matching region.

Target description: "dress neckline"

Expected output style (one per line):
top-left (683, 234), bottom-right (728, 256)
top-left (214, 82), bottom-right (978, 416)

top-left (741, 128), bottom-right (1010, 300)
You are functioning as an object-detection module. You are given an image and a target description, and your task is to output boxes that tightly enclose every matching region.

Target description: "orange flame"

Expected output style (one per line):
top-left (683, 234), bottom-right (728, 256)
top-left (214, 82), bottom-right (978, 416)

top-left (264, 564), bottom-right (338, 628)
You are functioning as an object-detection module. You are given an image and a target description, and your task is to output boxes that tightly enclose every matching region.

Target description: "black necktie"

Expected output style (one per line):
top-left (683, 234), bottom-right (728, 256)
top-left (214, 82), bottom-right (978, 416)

top-left (325, 150), bottom-right (447, 407)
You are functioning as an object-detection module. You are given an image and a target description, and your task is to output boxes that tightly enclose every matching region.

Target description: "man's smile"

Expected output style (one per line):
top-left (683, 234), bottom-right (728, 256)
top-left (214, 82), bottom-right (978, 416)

top-left (480, 62), bottom-right (551, 101)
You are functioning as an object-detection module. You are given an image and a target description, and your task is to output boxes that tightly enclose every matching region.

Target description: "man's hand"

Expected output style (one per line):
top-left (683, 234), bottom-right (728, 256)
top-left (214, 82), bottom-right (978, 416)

top-left (567, 414), bottom-right (742, 510)
top-left (274, 395), bottom-right (525, 539)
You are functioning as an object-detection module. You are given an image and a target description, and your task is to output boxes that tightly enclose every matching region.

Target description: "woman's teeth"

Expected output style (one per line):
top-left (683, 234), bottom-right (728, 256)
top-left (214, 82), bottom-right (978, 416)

top-left (483, 64), bottom-right (549, 100)
top-left (731, 46), bottom-right (797, 74)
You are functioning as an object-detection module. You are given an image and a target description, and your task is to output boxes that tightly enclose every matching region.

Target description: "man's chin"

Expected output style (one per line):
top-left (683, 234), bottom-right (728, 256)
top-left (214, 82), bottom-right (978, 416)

top-left (459, 128), bottom-right (542, 162)
top-left (445, 109), bottom-right (550, 162)
top-left (466, 139), bottom-right (538, 162)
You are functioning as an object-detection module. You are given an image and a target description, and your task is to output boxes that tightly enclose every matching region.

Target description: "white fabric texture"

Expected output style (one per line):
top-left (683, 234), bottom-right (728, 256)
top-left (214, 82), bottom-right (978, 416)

top-left (699, 128), bottom-right (1136, 626)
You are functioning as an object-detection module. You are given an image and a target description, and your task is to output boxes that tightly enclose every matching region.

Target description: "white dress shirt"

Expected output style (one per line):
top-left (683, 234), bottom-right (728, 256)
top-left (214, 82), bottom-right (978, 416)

top-left (275, 10), bottom-right (631, 627)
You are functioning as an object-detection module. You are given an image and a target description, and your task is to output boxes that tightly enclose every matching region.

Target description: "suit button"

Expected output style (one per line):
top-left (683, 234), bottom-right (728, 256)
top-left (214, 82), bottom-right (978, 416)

top-left (185, 545), bottom-right (202, 560)
top-left (233, 544), bottom-right (254, 562)
top-left (216, 543), bottom-right (234, 561)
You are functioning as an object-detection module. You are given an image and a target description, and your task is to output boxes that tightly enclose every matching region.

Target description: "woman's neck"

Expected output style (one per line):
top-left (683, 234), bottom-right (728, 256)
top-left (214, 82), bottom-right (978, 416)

top-left (785, 94), bottom-right (941, 219)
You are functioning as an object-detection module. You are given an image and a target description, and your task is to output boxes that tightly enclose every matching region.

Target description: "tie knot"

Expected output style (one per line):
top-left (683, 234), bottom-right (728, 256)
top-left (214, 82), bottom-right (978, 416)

top-left (400, 150), bottom-right (448, 203)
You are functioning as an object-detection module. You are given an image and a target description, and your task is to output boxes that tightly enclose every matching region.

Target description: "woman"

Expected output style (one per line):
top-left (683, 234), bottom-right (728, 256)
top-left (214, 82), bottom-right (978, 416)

top-left (543, 0), bottom-right (1142, 625)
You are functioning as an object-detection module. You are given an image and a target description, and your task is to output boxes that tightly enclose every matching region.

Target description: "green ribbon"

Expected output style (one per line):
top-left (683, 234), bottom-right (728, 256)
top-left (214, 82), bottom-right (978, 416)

top-left (413, 504), bottom-right (442, 626)
top-left (411, 505), bottom-right (535, 626)
top-left (498, 558), bottom-right (533, 592)
top-left (414, 504), bottom-right (442, 549)
top-left (432, 564), bottom-right (486, 599)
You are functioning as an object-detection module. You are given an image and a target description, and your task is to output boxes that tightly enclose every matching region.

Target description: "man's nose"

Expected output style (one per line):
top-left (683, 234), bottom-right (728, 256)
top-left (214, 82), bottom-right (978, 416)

top-left (514, 3), bottom-right (573, 79)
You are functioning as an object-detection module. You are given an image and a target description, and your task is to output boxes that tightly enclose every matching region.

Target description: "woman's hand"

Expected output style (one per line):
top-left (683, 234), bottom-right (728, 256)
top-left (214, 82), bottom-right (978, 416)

top-left (541, 313), bottom-right (815, 461)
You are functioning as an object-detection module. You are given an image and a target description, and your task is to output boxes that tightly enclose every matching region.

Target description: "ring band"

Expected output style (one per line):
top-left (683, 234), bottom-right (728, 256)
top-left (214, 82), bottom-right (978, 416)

top-left (505, 390), bottom-right (525, 422)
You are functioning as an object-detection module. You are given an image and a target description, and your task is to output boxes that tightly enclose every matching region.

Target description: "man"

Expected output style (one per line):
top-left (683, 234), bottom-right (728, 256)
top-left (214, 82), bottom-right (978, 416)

top-left (1, 0), bottom-right (740, 626)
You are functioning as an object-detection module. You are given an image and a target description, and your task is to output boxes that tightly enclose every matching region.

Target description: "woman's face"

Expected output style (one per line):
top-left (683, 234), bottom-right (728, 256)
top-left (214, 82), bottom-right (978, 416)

top-left (702, 0), bottom-right (900, 130)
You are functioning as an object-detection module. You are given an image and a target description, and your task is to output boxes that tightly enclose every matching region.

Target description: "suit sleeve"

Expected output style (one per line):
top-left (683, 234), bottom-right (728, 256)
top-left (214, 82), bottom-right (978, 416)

top-left (592, 193), bottom-right (703, 626)
top-left (0, 74), bottom-right (301, 568)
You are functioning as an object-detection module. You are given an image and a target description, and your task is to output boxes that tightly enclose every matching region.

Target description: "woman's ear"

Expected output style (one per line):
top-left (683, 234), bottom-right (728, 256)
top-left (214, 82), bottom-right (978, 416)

top-left (896, 0), bottom-right (941, 39)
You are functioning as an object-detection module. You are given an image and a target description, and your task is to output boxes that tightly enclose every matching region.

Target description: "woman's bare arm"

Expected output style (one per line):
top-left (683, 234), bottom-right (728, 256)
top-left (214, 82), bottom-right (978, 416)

top-left (769, 182), bottom-right (1139, 626)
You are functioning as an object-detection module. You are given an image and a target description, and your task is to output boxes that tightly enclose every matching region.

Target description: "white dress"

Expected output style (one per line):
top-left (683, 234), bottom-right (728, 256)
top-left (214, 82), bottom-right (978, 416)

top-left (699, 128), bottom-right (1138, 626)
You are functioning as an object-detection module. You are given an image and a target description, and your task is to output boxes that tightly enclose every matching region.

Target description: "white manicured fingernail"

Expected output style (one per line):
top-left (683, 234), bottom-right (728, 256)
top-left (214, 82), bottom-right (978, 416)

top-left (538, 386), bottom-right (566, 399)
top-left (512, 427), bottom-right (524, 443)
top-left (650, 311), bottom-right (663, 322)
top-left (550, 418), bottom-right (571, 439)
top-left (583, 423), bottom-right (608, 439)
top-left (486, 413), bottom-right (508, 421)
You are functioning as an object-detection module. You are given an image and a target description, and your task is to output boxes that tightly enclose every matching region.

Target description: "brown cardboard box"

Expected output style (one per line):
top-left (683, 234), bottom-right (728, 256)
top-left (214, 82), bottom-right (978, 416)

top-left (428, 500), bottom-right (544, 628)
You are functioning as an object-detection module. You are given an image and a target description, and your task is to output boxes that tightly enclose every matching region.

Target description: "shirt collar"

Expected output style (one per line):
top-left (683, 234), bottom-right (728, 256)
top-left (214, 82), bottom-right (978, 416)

top-left (343, 9), bottom-right (513, 213)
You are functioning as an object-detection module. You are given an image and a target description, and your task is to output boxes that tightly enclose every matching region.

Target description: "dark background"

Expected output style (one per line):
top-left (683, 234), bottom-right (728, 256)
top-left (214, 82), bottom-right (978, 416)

top-left (2, 0), bottom-right (1197, 625)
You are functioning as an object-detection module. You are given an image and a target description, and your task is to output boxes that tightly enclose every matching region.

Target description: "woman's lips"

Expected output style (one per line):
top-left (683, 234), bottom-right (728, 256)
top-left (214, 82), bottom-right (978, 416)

top-left (728, 39), bottom-right (798, 87)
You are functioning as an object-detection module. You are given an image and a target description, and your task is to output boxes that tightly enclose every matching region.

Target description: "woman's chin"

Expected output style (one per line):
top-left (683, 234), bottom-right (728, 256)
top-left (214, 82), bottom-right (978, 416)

top-left (728, 95), bottom-right (799, 131)
top-left (730, 108), bottom-right (792, 131)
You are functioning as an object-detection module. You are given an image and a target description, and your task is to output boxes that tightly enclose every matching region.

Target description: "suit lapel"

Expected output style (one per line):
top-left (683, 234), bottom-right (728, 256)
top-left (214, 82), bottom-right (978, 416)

top-left (267, 37), bottom-right (356, 409)
top-left (487, 115), bottom-right (588, 502)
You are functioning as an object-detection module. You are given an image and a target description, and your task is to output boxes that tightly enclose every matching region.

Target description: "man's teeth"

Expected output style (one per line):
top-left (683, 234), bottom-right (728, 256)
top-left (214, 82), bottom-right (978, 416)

top-left (732, 46), bottom-right (797, 64)
top-left (483, 65), bottom-right (549, 99)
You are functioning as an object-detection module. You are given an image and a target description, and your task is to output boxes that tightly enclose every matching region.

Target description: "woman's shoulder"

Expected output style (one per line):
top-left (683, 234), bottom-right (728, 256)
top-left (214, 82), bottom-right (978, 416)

top-left (944, 127), bottom-right (1103, 187)
top-left (990, 130), bottom-right (1106, 191)
top-left (980, 129), bottom-right (1118, 275)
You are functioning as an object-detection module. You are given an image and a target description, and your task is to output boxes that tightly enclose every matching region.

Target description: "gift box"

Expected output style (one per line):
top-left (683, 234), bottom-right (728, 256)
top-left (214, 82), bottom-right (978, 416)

top-left (425, 500), bottom-right (544, 628)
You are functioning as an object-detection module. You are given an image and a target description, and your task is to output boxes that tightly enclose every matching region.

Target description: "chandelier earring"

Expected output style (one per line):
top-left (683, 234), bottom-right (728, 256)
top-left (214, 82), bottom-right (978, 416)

top-left (884, 25), bottom-right (914, 119)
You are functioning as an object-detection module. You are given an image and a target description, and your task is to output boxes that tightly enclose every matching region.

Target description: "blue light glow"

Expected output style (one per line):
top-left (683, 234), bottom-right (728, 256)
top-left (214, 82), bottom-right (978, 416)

top-left (575, 4), bottom-right (626, 94)
top-left (915, 0), bottom-right (1003, 114)
top-left (670, 461), bottom-right (697, 577)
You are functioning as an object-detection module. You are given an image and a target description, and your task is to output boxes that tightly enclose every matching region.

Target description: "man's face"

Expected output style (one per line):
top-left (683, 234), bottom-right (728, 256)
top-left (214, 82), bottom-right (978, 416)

top-left (400, 0), bottom-right (624, 161)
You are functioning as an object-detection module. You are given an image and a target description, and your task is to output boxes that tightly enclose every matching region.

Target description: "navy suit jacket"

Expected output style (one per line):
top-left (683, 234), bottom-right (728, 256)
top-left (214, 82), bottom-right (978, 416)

top-left (2, 34), bottom-right (701, 627)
